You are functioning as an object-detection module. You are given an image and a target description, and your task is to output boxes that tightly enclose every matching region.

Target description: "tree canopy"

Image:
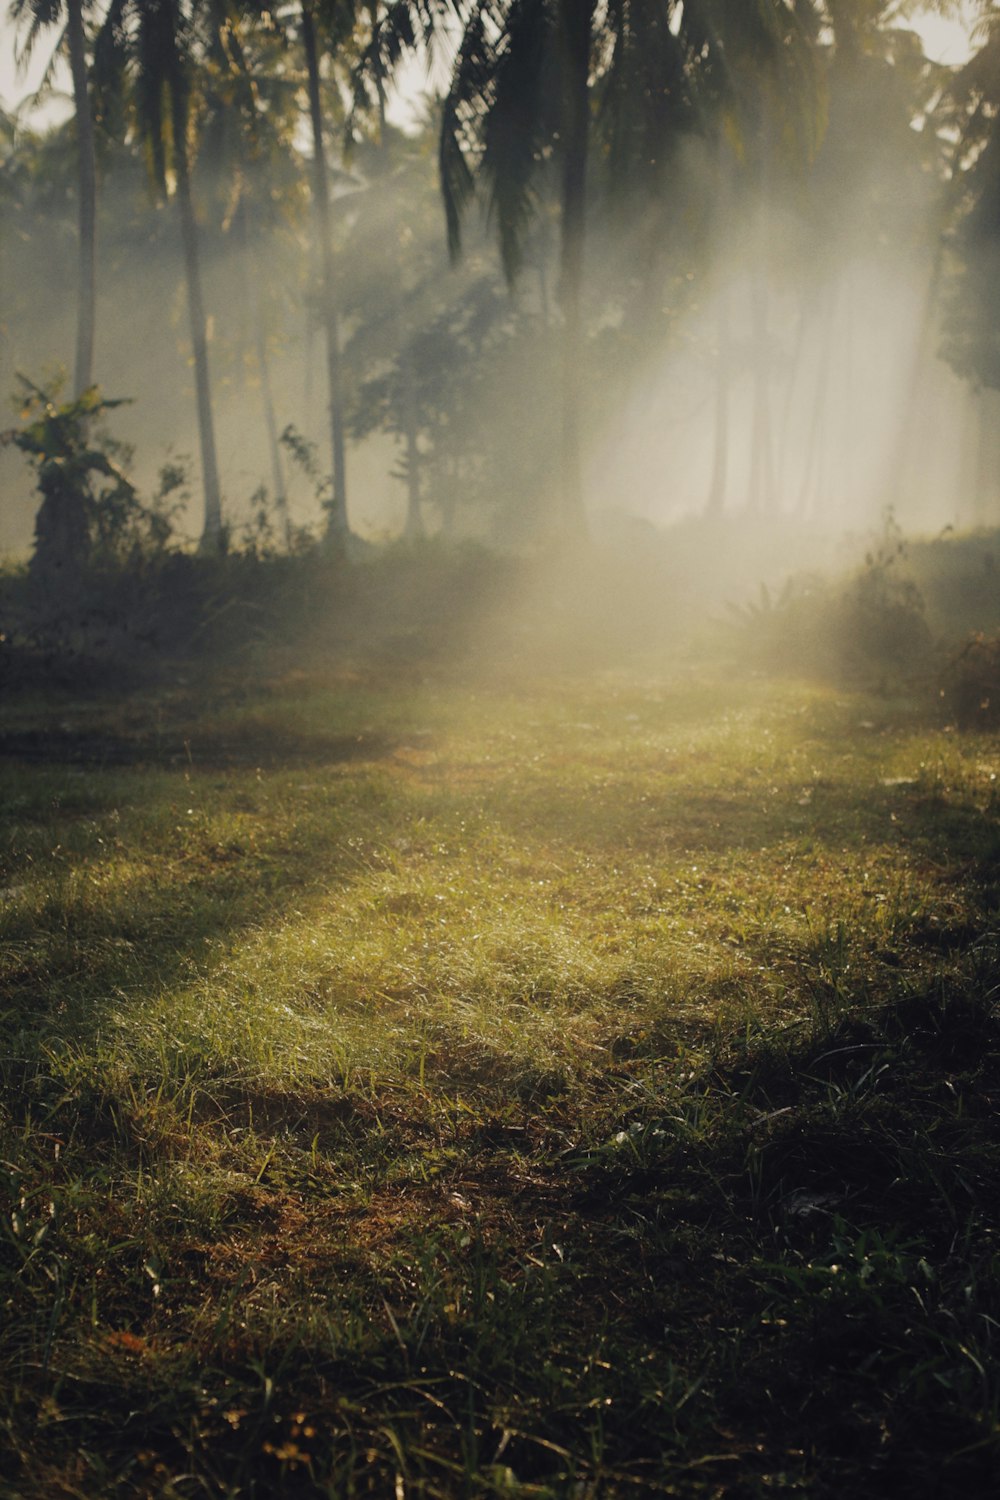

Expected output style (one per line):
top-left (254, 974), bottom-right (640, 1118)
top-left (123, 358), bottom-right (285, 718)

top-left (3, 0), bottom-right (999, 552)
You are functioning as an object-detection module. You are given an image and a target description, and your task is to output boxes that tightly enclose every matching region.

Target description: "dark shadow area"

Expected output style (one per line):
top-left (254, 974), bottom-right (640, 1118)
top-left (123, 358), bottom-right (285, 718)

top-left (0, 724), bottom-right (393, 768)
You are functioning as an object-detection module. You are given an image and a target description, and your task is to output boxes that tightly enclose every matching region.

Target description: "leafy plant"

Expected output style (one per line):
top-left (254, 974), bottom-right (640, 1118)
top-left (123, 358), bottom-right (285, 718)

top-left (731, 510), bottom-right (932, 685)
top-left (839, 508), bottom-right (931, 679)
top-left (940, 631), bottom-right (1000, 726)
top-left (1, 376), bottom-right (174, 583)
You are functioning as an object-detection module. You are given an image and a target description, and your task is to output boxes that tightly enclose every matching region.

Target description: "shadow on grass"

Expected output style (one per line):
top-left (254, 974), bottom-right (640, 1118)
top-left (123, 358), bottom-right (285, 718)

top-left (0, 724), bottom-right (394, 769)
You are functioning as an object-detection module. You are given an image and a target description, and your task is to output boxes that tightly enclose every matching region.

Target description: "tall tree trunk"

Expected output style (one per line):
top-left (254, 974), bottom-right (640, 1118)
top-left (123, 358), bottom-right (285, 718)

top-left (255, 305), bottom-right (290, 543)
top-left (706, 287), bottom-right (730, 517)
top-left (169, 66), bottom-right (223, 550)
top-left (368, 0), bottom-right (387, 141)
top-left (402, 350), bottom-right (422, 539)
top-left (888, 251), bottom-right (943, 513)
top-left (66, 0), bottom-right (96, 396)
top-left (747, 275), bottom-right (774, 513)
top-left (796, 285), bottom-right (836, 517)
top-left (958, 385), bottom-right (978, 529)
top-left (238, 202), bottom-right (289, 541)
top-left (974, 388), bottom-right (1000, 525)
top-left (706, 139), bottom-right (734, 518)
top-left (302, 0), bottom-right (349, 547)
top-left (555, 0), bottom-right (594, 540)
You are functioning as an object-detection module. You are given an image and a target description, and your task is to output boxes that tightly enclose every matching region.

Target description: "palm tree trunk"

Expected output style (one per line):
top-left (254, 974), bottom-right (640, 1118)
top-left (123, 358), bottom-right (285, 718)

top-left (169, 69), bottom-right (223, 550)
top-left (402, 352), bottom-right (422, 539)
top-left (368, 0), bottom-right (387, 142)
top-left (973, 388), bottom-right (1000, 525)
top-left (556, 0), bottom-right (594, 540)
top-left (748, 276), bottom-right (775, 514)
top-left (796, 285), bottom-right (836, 517)
top-left (255, 307), bottom-right (290, 543)
top-left (66, 0), bottom-right (96, 396)
top-left (706, 288), bottom-right (730, 516)
top-left (958, 385), bottom-right (978, 528)
top-left (302, 0), bottom-right (349, 548)
top-left (238, 202), bottom-right (289, 541)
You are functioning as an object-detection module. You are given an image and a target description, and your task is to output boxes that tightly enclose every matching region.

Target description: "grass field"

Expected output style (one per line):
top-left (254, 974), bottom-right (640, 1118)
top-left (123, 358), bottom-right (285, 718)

top-left (2, 658), bottom-right (1000, 1496)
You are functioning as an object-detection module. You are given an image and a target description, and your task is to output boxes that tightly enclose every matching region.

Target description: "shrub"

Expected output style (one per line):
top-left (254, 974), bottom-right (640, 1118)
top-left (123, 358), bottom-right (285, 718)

top-left (940, 632), bottom-right (1000, 726)
top-left (731, 510), bottom-right (932, 686)
top-left (1, 376), bottom-right (174, 586)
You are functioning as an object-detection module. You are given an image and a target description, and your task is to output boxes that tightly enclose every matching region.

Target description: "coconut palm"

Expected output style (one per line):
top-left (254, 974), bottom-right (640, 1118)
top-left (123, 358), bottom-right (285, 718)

top-left (244, 0), bottom-right (364, 546)
top-left (940, 6), bottom-right (1000, 395)
top-left (364, 0), bottom-right (823, 536)
top-left (298, 0), bottom-right (354, 546)
top-left (688, 2), bottom-right (825, 515)
top-left (433, 0), bottom-right (598, 536)
top-left (9, 0), bottom-right (98, 396)
top-left (192, 8), bottom-right (306, 542)
top-left (96, 0), bottom-right (226, 548)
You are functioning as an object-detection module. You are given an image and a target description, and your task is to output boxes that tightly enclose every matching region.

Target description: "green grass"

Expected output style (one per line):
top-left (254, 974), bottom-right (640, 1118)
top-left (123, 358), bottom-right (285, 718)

top-left (2, 663), bottom-right (1000, 1496)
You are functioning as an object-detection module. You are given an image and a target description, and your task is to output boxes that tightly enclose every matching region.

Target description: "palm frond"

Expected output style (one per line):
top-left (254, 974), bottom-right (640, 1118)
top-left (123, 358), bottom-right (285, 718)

top-left (439, 1), bottom-right (492, 262)
top-left (9, 0), bottom-right (64, 70)
top-left (133, 0), bottom-right (178, 193)
top-left (350, 0), bottom-right (418, 128)
top-left (598, 0), bottom-right (694, 193)
top-left (91, 0), bottom-right (130, 135)
top-left (682, 0), bottom-right (825, 167)
top-left (480, 0), bottom-right (555, 279)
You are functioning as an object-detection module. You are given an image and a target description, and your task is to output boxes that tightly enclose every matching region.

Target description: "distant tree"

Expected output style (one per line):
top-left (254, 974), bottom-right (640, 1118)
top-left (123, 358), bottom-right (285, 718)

top-left (941, 9), bottom-right (1000, 392)
top-left (432, 0), bottom-right (596, 538)
top-left (364, 0), bottom-right (825, 537)
top-left (692, 1), bottom-right (824, 517)
top-left (96, 0), bottom-right (225, 550)
top-left (194, 7), bottom-right (306, 543)
top-left (298, 0), bottom-right (355, 548)
top-left (341, 125), bottom-right (451, 539)
top-left (808, 0), bottom-right (956, 518)
top-left (937, 5), bottom-right (1000, 517)
top-left (1, 377), bottom-right (144, 585)
top-left (9, 0), bottom-right (98, 396)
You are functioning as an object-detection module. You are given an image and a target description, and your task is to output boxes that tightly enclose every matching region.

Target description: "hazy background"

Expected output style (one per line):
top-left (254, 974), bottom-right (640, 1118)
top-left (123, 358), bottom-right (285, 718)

top-left (1, 2), bottom-right (995, 587)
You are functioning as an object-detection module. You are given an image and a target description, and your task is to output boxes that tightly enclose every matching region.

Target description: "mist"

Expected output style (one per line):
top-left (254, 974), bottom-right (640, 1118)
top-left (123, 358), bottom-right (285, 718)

top-left (1, 2), bottom-right (997, 628)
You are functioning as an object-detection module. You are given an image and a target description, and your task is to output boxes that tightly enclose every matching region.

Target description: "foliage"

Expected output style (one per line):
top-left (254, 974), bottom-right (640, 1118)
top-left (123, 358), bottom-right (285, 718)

top-left (0, 2), bottom-right (991, 550)
top-left (1, 377), bottom-right (172, 580)
top-left (940, 10), bottom-right (1000, 391)
top-left (731, 509), bottom-right (932, 684)
top-left (839, 507), bottom-right (932, 675)
top-left (940, 629), bottom-right (1000, 725)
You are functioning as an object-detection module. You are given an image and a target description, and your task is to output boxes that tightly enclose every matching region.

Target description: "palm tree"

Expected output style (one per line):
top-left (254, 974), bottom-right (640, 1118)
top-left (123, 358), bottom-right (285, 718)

top-left (194, 8), bottom-right (305, 541)
top-left (435, 0), bottom-right (597, 537)
top-left (369, 0), bottom-right (823, 536)
top-left (97, 0), bottom-right (224, 548)
top-left (939, 7), bottom-right (1000, 396)
top-left (809, 0), bottom-right (954, 516)
top-left (10, 0), bottom-right (98, 396)
top-left (299, 0), bottom-right (352, 546)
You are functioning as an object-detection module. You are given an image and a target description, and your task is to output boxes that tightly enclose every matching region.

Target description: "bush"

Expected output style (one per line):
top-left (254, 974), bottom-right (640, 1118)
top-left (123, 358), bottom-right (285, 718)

top-left (731, 510), bottom-right (932, 686)
top-left (838, 510), bottom-right (931, 677)
top-left (1, 377), bottom-right (174, 586)
top-left (940, 632), bottom-right (1000, 727)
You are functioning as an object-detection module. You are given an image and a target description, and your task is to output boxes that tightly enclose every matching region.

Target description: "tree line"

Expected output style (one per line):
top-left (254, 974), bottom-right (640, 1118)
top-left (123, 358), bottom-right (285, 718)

top-left (4, 0), bottom-right (1000, 564)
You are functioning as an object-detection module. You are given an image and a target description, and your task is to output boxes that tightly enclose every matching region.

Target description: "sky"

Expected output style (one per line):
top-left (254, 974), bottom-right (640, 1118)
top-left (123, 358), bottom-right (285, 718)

top-left (0, 5), bottom-right (981, 128)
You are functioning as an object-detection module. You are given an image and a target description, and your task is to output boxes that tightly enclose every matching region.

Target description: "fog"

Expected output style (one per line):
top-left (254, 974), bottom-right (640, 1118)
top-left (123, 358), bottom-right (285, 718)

top-left (589, 259), bottom-right (984, 533)
top-left (2, 3), bottom-right (997, 615)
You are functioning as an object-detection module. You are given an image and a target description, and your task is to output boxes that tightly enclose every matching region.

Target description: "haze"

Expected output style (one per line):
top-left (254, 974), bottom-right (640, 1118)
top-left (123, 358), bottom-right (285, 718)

top-left (1, 1), bottom-right (996, 610)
